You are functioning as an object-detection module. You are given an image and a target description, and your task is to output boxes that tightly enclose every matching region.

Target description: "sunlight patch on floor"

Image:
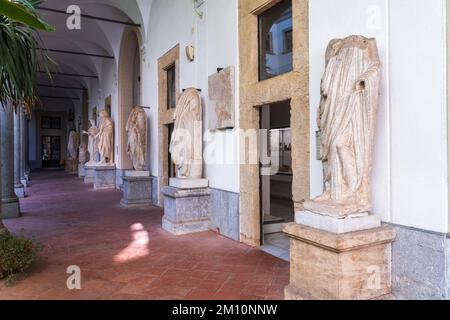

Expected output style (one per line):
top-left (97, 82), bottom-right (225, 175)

top-left (114, 223), bottom-right (150, 263)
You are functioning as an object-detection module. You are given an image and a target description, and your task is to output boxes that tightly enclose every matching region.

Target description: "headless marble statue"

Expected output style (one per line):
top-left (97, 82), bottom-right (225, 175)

top-left (96, 109), bottom-right (114, 165)
top-left (304, 35), bottom-right (381, 217)
top-left (126, 107), bottom-right (148, 171)
top-left (67, 130), bottom-right (79, 160)
top-left (83, 120), bottom-right (99, 165)
top-left (169, 88), bottom-right (203, 179)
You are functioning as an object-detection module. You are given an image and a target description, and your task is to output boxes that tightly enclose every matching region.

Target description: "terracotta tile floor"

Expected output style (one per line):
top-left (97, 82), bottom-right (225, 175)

top-left (0, 170), bottom-right (289, 300)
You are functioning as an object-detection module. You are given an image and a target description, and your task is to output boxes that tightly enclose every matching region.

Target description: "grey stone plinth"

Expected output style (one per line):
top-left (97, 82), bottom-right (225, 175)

top-left (84, 165), bottom-right (95, 183)
top-left (15, 184), bottom-right (25, 198)
top-left (94, 165), bottom-right (116, 190)
top-left (78, 164), bottom-right (86, 178)
top-left (169, 178), bottom-right (209, 189)
top-left (120, 176), bottom-right (153, 207)
top-left (295, 211), bottom-right (381, 234)
top-left (125, 170), bottom-right (150, 177)
top-left (2, 196), bottom-right (21, 219)
top-left (162, 186), bottom-right (211, 235)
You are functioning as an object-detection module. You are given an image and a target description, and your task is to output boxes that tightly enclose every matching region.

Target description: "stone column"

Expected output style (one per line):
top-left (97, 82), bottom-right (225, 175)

top-left (1, 104), bottom-right (21, 217)
top-left (25, 117), bottom-right (30, 177)
top-left (14, 108), bottom-right (25, 198)
top-left (19, 108), bottom-right (27, 186)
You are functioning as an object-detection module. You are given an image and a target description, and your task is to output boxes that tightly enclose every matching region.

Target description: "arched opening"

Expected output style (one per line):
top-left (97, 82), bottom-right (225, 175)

top-left (118, 29), bottom-right (142, 170)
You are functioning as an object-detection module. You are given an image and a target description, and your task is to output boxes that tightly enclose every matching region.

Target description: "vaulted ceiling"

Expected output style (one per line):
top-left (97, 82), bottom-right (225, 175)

top-left (35, 0), bottom-right (147, 112)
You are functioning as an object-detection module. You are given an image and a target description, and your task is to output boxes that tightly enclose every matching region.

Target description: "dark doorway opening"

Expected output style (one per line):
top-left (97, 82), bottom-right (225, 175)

top-left (167, 123), bottom-right (176, 179)
top-left (259, 101), bottom-right (293, 258)
top-left (42, 136), bottom-right (61, 168)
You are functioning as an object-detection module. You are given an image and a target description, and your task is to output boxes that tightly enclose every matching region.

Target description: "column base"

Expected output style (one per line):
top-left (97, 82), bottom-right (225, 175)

top-left (15, 185), bottom-right (25, 198)
top-left (283, 223), bottom-right (396, 300)
top-left (161, 186), bottom-right (211, 235)
top-left (120, 176), bottom-right (153, 207)
top-left (94, 165), bottom-right (116, 190)
top-left (1, 197), bottom-right (21, 219)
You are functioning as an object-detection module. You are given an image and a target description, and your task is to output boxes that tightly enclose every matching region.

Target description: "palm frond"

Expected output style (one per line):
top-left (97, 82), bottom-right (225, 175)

top-left (0, 0), bottom-right (54, 114)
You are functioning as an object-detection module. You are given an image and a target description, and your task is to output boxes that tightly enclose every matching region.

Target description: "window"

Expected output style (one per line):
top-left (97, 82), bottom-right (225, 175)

top-left (166, 65), bottom-right (176, 109)
top-left (283, 28), bottom-right (293, 53)
top-left (258, 0), bottom-right (293, 81)
top-left (266, 32), bottom-right (274, 54)
top-left (41, 116), bottom-right (61, 130)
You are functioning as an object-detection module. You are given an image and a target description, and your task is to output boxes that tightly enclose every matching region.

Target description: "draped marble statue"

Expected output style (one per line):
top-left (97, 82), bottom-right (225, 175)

top-left (96, 109), bottom-right (114, 165)
top-left (304, 35), bottom-right (381, 217)
top-left (67, 130), bottom-right (79, 160)
top-left (169, 88), bottom-right (203, 179)
top-left (126, 107), bottom-right (147, 171)
top-left (82, 120), bottom-right (99, 165)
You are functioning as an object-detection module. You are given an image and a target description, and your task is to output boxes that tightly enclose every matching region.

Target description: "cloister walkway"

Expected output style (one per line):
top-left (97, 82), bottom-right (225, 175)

top-left (0, 170), bottom-right (289, 300)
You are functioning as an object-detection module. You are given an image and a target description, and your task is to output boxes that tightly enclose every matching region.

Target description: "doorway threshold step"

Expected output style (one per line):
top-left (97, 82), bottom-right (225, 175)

top-left (263, 215), bottom-right (285, 234)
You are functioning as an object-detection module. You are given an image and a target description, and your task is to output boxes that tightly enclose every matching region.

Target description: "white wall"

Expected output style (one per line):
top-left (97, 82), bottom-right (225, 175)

top-left (144, 0), bottom-right (240, 193)
top-left (86, 0), bottom-right (240, 193)
top-left (310, 0), bottom-right (448, 233)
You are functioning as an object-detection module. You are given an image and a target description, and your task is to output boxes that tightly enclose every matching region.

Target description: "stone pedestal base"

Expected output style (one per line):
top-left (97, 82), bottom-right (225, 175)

top-left (283, 223), bottom-right (395, 300)
top-left (169, 178), bottom-right (209, 189)
top-left (2, 196), bottom-right (21, 219)
top-left (125, 170), bottom-right (150, 178)
top-left (78, 164), bottom-right (86, 178)
top-left (120, 176), bottom-right (153, 207)
top-left (295, 211), bottom-right (381, 234)
top-left (162, 186), bottom-right (211, 235)
top-left (84, 165), bottom-right (96, 183)
top-left (94, 165), bottom-right (116, 190)
top-left (15, 184), bottom-right (25, 198)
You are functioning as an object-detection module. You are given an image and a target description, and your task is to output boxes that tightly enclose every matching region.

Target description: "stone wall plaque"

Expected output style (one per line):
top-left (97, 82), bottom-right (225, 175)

top-left (208, 66), bottom-right (235, 130)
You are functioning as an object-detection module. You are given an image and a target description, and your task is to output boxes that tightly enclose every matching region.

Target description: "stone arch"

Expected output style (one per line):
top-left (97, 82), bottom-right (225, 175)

top-left (118, 28), bottom-right (143, 171)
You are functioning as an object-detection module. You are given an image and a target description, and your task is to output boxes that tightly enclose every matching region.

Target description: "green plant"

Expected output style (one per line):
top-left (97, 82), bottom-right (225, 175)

top-left (0, 0), bottom-right (54, 114)
top-left (0, 0), bottom-right (54, 31)
top-left (0, 231), bottom-right (43, 283)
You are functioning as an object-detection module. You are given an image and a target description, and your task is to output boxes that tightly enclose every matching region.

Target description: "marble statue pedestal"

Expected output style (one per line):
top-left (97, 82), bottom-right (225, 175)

top-left (93, 165), bottom-right (116, 190)
top-left (15, 184), bottom-right (25, 198)
top-left (169, 178), bottom-right (209, 189)
top-left (66, 159), bottom-right (78, 175)
top-left (295, 211), bottom-right (381, 234)
top-left (1, 196), bottom-right (21, 219)
top-left (161, 186), bottom-right (211, 235)
top-left (78, 164), bottom-right (86, 178)
top-left (120, 172), bottom-right (153, 207)
top-left (84, 164), bottom-right (96, 183)
top-left (283, 217), bottom-right (396, 300)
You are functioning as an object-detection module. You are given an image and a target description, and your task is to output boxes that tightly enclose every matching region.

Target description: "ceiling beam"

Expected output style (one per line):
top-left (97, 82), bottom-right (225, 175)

top-left (38, 84), bottom-right (85, 90)
top-left (37, 71), bottom-right (98, 79)
top-left (37, 6), bottom-right (141, 27)
top-left (39, 95), bottom-right (80, 101)
top-left (38, 48), bottom-right (114, 59)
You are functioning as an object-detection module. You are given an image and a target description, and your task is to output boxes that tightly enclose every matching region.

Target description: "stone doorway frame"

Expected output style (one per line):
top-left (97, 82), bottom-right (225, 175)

top-left (157, 45), bottom-right (180, 206)
top-left (118, 27), bottom-right (143, 171)
top-left (238, 0), bottom-right (310, 246)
